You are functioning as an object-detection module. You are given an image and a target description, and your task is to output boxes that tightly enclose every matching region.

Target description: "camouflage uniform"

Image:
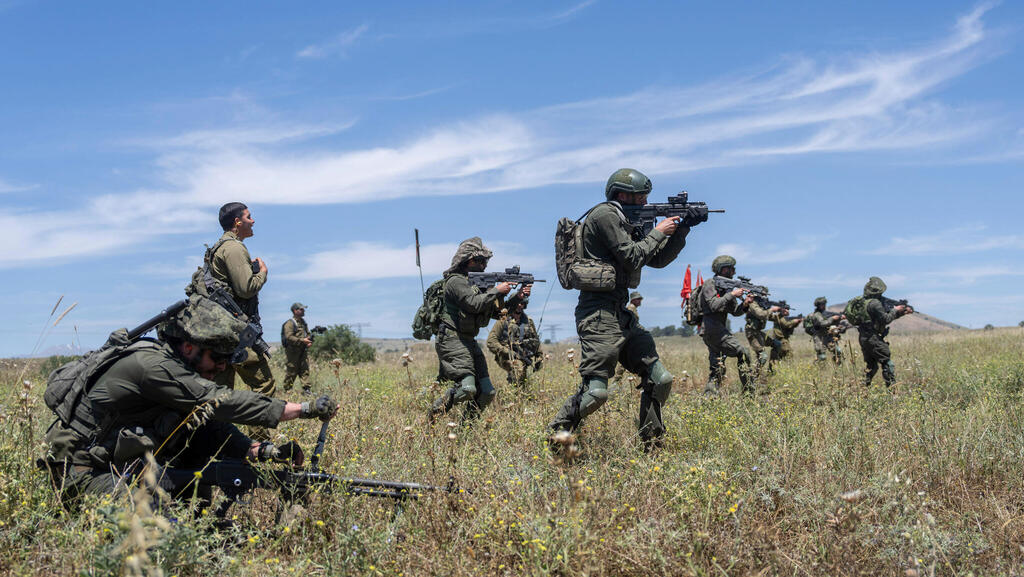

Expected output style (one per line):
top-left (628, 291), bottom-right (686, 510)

top-left (807, 297), bottom-right (843, 363)
top-left (612, 293), bottom-right (643, 385)
top-left (857, 277), bottom-right (909, 387)
top-left (549, 185), bottom-right (688, 446)
top-left (486, 309), bottom-right (541, 386)
top-left (430, 238), bottom-right (521, 422)
top-left (42, 297), bottom-right (287, 502)
top-left (768, 314), bottom-right (802, 364)
top-left (700, 263), bottom-right (753, 395)
top-left (208, 232), bottom-right (276, 397)
top-left (282, 305), bottom-right (311, 393)
top-left (743, 301), bottom-right (772, 380)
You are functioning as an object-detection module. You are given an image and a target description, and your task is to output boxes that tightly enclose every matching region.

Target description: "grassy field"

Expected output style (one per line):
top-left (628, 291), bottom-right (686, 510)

top-left (2, 327), bottom-right (1023, 576)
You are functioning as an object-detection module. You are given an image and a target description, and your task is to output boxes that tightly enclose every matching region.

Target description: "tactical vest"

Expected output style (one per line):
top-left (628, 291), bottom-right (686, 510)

top-left (186, 237), bottom-right (260, 322)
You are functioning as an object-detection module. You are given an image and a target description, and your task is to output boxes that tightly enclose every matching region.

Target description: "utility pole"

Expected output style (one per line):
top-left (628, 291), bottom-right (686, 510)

top-left (545, 324), bottom-right (560, 343)
top-left (350, 322), bottom-right (372, 338)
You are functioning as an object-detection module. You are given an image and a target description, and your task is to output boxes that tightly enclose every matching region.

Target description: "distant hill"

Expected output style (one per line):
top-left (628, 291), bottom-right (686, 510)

top-left (827, 303), bottom-right (963, 334)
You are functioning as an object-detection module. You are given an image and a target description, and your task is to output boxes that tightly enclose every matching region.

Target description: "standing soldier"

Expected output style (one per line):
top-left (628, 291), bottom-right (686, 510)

top-left (612, 292), bottom-right (645, 386)
top-left (806, 297), bottom-right (845, 364)
top-left (282, 302), bottom-right (313, 395)
top-left (486, 299), bottom-right (542, 387)
top-left (428, 237), bottom-right (528, 423)
top-left (700, 255), bottom-right (754, 395)
top-left (744, 299), bottom-right (779, 382)
top-left (855, 277), bottom-right (912, 387)
top-left (548, 169), bottom-right (687, 451)
top-left (767, 303), bottom-right (802, 367)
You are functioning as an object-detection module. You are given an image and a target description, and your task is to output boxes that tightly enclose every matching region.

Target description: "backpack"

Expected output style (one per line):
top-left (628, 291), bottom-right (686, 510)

top-left (683, 288), bottom-right (703, 326)
top-left (412, 278), bottom-right (447, 340)
top-left (44, 330), bottom-right (158, 439)
top-left (554, 204), bottom-right (618, 292)
top-left (803, 314), bottom-right (818, 336)
top-left (843, 296), bottom-right (870, 326)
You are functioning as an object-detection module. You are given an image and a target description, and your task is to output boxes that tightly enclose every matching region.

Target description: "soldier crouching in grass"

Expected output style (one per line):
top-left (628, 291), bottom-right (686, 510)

top-left (40, 296), bottom-right (337, 509)
top-left (486, 298), bottom-right (542, 387)
top-left (548, 169), bottom-right (687, 452)
top-left (428, 237), bottom-right (530, 424)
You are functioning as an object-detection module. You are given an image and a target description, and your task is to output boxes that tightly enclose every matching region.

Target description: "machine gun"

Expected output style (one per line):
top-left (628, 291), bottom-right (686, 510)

top-left (619, 191), bottom-right (725, 235)
top-left (159, 418), bottom-right (462, 520)
top-left (714, 276), bottom-right (769, 300)
top-left (469, 265), bottom-right (545, 290)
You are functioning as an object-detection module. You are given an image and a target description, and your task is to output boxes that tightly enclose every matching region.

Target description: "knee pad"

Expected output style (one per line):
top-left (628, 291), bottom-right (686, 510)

top-left (578, 378), bottom-right (609, 419)
top-left (648, 361), bottom-right (674, 387)
top-left (453, 375), bottom-right (478, 402)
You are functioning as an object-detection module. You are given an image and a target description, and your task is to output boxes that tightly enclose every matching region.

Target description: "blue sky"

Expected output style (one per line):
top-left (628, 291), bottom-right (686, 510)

top-left (1, 1), bottom-right (1022, 356)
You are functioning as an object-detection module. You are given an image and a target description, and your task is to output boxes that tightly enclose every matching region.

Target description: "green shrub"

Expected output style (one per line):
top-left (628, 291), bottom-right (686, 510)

top-left (308, 324), bottom-right (375, 364)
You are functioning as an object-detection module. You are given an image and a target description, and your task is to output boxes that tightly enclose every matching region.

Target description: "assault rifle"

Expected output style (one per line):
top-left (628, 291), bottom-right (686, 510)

top-left (127, 300), bottom-right (189, 340)
top-left (619, 191), bottom-right (725, 235)
top-left (469, 265), bottom-right (545, 290)
top-left (203, 284), bottom-right (271, 364)
top-left (160, 419), bottom-right (461, 520)
top-left (310, 325), bottom-right (327, 341)
top-left (880, 296), bottom-right (914, 314)
top-left (714, 276), bottom-right (769, 300)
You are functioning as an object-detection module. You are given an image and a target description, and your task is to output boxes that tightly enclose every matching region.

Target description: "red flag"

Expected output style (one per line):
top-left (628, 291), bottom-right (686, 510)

top-left (696, 270), bottom-right (704, 287)
top-left (680, 265), bottom-right (692, 301)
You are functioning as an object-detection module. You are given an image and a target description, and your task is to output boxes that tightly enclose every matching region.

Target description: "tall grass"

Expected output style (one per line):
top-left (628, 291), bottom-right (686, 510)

top-left (1, 327), bottom-right (1023, 575)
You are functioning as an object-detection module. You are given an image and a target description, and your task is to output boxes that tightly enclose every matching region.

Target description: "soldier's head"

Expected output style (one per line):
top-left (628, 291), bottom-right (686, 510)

top-left (629, 292), bottom-right (644, 308)
top-left (447, 237), bottom-right (494, 274)
top-left (162, 297), bottom-right (245, 378)
top-left (863, 276), bottom-right (887, 298)
top-left (605, 168), bottom-right (652, 205)
top-left (219, 202), bottom-right (254, 239)
top-left (711, 255), bottom-right (737, 278)
top-left (514, 299), bottom-right (527, 317)
top-left (814, 297), bottom-right (827, 312)
top-left (291, 302), bottom-right (307, 317)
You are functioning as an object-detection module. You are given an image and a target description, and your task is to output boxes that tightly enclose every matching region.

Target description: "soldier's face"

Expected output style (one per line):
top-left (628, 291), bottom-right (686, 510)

top-left (235, 209), bottom-right (255, 239)
top-left (631, 298), bottom-right (643, 308)
top-left (467, 257), bottom-right (488, 272)
top-left (617, 191), bottom-right (649, 206)
top-left (294, 308), bottom-right (305, 317)
top-left (183, 342), bottom-right (228, 378)
top-left (719, 266), bottom-right (735, 278)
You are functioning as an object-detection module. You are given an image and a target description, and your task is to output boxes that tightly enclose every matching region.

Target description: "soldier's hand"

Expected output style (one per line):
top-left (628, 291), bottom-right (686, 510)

top-left (769, 306), bottom-right (780, 312)
top-left (895, 305), bottom-right (907, 314)
top-left (520, 283), bottom-right (533, 298)
top-left (655, 216), bottom-right (681, 236)
top-left (254, 258), bottom-right (268, 274)
top-left (730, 288), bottom-right (744, 298)
top-left (495, 282), bottom-right (513, 295)
top-left (257, 441), bottom-right (305, 466)
top-left (301, 395), bottom-right (339, 421)
top-left (302, 338), bottom-right (313, 347)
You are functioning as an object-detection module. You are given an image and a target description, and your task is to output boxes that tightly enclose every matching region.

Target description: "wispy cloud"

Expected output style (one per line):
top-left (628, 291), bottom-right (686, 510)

top-left (0, 177), bottom-right (35, 193)
top-left (547, 0), bottom-right (597, 24)
top-left (285, 240), bottom-right (548, 281)
top-left (297, 24), bottom-right (370, 59)
top-left (0, 5), bottom-right (1009, 269)
top-left (711, 236), bottom-right (826, 266)
top-left (868, 225), bottom-right (1024, 255)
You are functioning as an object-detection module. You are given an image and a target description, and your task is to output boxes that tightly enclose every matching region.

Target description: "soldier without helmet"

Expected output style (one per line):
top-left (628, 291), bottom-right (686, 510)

top-left (282, 302), bottom-right (313, 395)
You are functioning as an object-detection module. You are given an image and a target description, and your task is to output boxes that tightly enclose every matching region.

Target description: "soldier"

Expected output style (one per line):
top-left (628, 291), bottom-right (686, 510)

top-left (281, 302), bottom-right (312, 395)
top-left (744, 299), bottom-right (779, 382)
top-left (856, 277), bottom-right (912, 387)
top-left (700, 255), bottom-right (755, 395)
top-left (429, 237), bottom-right (529, 423)
top-left (806, 297), bottom-right (845, 364)
top-left (767, 303), bottom-right (803, 366)
top-left (41, 296), bottom-right (337, 504)
top-left (486, 298), bottom-right (542, 386)
top-left (548, 169), bottom-right (687, 450)
top-left (612, 292), bottom-right (644, 385)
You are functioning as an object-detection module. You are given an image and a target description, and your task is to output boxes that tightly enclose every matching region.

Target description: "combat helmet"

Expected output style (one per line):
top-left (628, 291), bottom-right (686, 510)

top-left (711, 255), bottom-right (737, 275)
top-left (605, 168), bottom-right (652, 201)
top-left (863, 277), bottom-right (887, 298)
top-left (814, 297), bottom-right (827, 309)
top-left (160, 296), bottom-right (245, 355)
top-left (446, 237), bottom-right (494, 274)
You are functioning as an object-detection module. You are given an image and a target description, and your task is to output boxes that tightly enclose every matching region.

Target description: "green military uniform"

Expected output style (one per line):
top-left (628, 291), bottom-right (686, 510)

top-left (768, 313), bottom-right (802, 364)
top-left (43, 298), bottom-right (286, 502)
top-left (486, 308), bottom-right (541, 386)
top-left (743, 300), bottom-right (772, 380)
top-left (430, 238), bottom-right (521, 422)
top-left (282, 305), bottom-right (311, 393)
top-left (807, 297), bottom-right (843, 363)
top-left (549, 170), bottom-right (688, 447)
top-left (857, 277), bottom-right (909, 387)
top-left (700, 262), bottom-right (754, 395)
top-left (208, 231), bottom-right (276, 403)
top-left (612, 294), bottom-right (642, 384)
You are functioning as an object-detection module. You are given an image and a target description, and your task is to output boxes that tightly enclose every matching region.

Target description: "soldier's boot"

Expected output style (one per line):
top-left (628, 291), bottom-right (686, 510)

top-left (881, 360), bottom-right (896, 388)
top-left (638, 362), bottom-right (673, 452)
top-left (428, 380), bottom-right (463, 424)
top-left (462, 377), bottom-right (495, 423)
top-left (863, 362), bottom-right (878, 387)
top-left (548, 378), bottom-right (609, 450)
top-left (738, 348), bottom-right (756, 395)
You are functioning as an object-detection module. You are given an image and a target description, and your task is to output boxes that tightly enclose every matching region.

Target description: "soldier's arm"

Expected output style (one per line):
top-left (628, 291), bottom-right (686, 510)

top-left (590, 206), bottom-right (670, 271)
top-left (446, 275), bottom-right (501, 315)
top-left (747, 302), bottom-right (769, 321)
top-left (867, 299), bottom-right (898, 326)
top-left (218, 242), bottom-right (267, 299)
top-left (139, 354), bottom-right (286, 427)
top-left (646, 225), bottom-right (691, 269)
top-left (486, 321), bottom-right (506, 355)
top-left (702, 281), bottom-right (737, 313)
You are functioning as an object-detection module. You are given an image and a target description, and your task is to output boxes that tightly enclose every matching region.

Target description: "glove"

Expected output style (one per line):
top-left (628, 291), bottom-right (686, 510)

top-left (256, 441), bottom-right (306, 466)
top-left (301, 395), bottom-right (338, 421)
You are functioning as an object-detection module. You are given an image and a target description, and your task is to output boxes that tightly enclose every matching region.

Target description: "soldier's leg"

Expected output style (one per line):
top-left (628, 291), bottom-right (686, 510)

top-left (873, 337), bottom-right (895, 387)
top-left (702, 333), bottom-right (726, 395)
top-left (859, 333), bottom-right (878, 386)
top-left (828, 338), bottom-right (843, 364)
top-left (813, 335), bottom-right (827, 362)
top-left (463, 343), bottom-right (495, 421)
top-left (298, 354), bottom-right (312, 394)
top-left (283, 353), bottom-right (298, 391)
top-left (620, 323), bottom-right (672, 444)
top-left (779, 338), bottom-right (792, 361)
top-left (550, 308), bottom-right (621, 432)
top-left (430, 330), bottom-right (478, 421)
top-left (720, 335), bottom-right (754, 394)
top-left (549, 377), bottom-right (609, 432)
top-left (233, 349), bottom-right (276, 441)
